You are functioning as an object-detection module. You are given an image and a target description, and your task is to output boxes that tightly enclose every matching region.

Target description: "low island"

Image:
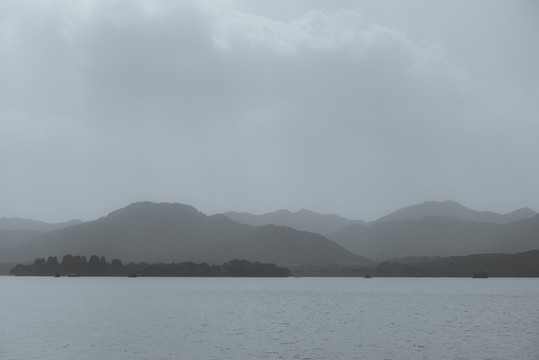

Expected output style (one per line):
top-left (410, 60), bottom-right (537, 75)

top-left (9, 255), bottom-right (291, 277)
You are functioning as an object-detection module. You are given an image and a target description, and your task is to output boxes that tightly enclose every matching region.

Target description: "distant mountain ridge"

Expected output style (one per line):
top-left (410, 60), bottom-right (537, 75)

top-left (0, 218), bottom-right (83, 250)
top-left (222, 209), bottom-right (364, 235)
top-left (0, 229), bottom-right (42, 248)
top-left (327, 215), bottom-right (539, 260)
top-left (375, 200), bottom-right (535, 224)
top-left (1, 202), bottom-right (365, 266)
top-left (0, 217), bottom-right (83, 232)
top-left (2, 200), bottom-right (537, 267)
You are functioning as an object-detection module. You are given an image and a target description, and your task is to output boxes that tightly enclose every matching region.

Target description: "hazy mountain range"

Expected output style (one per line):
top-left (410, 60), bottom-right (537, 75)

top-left (0, 229), bottom-right (42, 248)
top-left (223, 200), bottom-right (538, 260)
top-left (326, 215), bottom-right (539, 260)
top-left (1, 200), bottom-right (537, 269)
top-left (0, 217), bottom-right (82, 232)
top-left (374, 200), bottom-right (536, 224)
top-left (222, 209), bottom-right (364, 235)
top-left (0, 218), bottom-right (83, 249)
top-left (0, 202), bottom-right (363, 266)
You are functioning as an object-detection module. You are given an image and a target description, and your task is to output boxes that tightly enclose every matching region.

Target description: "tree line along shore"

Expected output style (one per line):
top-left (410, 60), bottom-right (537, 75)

top-left (9, 255), bottom-right (291, 277)
top-left (7, 250), bottom-right (539, 278)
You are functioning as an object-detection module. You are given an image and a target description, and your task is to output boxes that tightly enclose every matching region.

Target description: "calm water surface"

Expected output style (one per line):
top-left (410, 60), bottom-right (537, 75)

top-left (1, 277), bottom-right (538, 360)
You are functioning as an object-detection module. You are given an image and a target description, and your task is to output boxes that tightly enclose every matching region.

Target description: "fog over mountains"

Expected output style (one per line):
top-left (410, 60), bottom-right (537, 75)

top-left (323, 200), bottom-right (538, 260)
top-left (0, 218), bottom-right (83, 232)
top-left (222, 201), bottom-right (538, 261)
top-left (223, 209), bottom-right (364, 236)
top-left (327, 215), bottom-right (539, 261)
top-left (0, 202), bottom-right (362, 266)
top-left (0, 229), bottom-right (42, 249)
top-left (374, 200), bottom-right (536, 224)
top-left (1, 200), bottom-right (537, 267)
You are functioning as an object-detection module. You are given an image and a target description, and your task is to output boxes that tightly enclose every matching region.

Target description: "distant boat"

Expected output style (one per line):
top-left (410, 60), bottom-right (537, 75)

top-left (472, 272), bottom-right (488, 278)
top-left (54, 273), bottom-right (61, 278)
top-left (364, 274), bottom-right (372, 279)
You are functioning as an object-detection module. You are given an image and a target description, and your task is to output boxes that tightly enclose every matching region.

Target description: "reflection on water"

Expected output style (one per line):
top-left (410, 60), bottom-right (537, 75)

top-left (1, 277), bottom-right (538, 360)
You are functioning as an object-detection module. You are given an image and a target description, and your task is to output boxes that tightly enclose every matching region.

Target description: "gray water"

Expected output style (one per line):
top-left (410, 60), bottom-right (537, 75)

top-left (1, 277), bottom-right (538, 360)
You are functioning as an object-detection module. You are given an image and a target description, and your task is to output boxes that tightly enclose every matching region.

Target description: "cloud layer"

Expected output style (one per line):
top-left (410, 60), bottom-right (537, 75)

top-left (1, 0), bottom-right (538, 221)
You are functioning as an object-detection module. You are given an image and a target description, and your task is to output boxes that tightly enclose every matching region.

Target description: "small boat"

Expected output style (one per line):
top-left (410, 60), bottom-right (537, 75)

top-left (472, 272), bottom-right (488, 278)
top-left (54, 273), bottom-right (61, 278)
top-left (364, 274), bottom-right (372, 279)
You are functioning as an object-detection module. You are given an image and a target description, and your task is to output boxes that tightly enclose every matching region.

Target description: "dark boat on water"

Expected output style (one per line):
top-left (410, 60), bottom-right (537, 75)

top-left (54, 273), bottom-right (61, 278)
top-left (364, 274), bottom-right (372, 279)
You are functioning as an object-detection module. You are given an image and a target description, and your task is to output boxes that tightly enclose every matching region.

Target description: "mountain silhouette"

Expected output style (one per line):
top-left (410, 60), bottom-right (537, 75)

top-left (375, 200), bottom-right (535, 224)
top-left (0, 217), bottom-right (83, 232)
top-left (0, 229), bottom-right (42, 248)
top-left (327, 215), bottom-right (539, 260)
top-left (222, 209), bottom-right (364, 235)
top-left (1, 202), bottom-right (364, 266)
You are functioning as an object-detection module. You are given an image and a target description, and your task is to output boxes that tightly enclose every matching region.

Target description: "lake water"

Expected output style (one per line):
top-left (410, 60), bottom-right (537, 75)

top-left (1, 277), bottom-right (538, 360)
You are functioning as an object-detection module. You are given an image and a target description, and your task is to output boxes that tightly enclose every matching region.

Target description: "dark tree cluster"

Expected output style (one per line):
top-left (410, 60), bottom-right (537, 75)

top-left (140, 262), bottom-right (222, 277)
top-left (140, 259), bottom-right (291, 277)
top-left (223, 259), bottom-right (291, 277)
top-left (9, 256), bottom-right (291, 277)
top-left (10, 255), bottom-right (124, 276)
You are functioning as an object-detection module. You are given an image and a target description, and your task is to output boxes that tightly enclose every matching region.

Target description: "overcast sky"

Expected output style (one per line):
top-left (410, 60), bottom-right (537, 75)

top-left (1, 0), bottom-right (538, 222)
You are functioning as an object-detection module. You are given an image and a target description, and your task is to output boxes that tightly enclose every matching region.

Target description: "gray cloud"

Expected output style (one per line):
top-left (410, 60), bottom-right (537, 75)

top-left (1, 0), bottom-right (538, 221)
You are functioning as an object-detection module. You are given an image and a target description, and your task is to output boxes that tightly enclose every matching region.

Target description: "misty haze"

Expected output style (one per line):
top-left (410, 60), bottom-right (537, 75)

top-left (1, 1), bottom-right (539, 359)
